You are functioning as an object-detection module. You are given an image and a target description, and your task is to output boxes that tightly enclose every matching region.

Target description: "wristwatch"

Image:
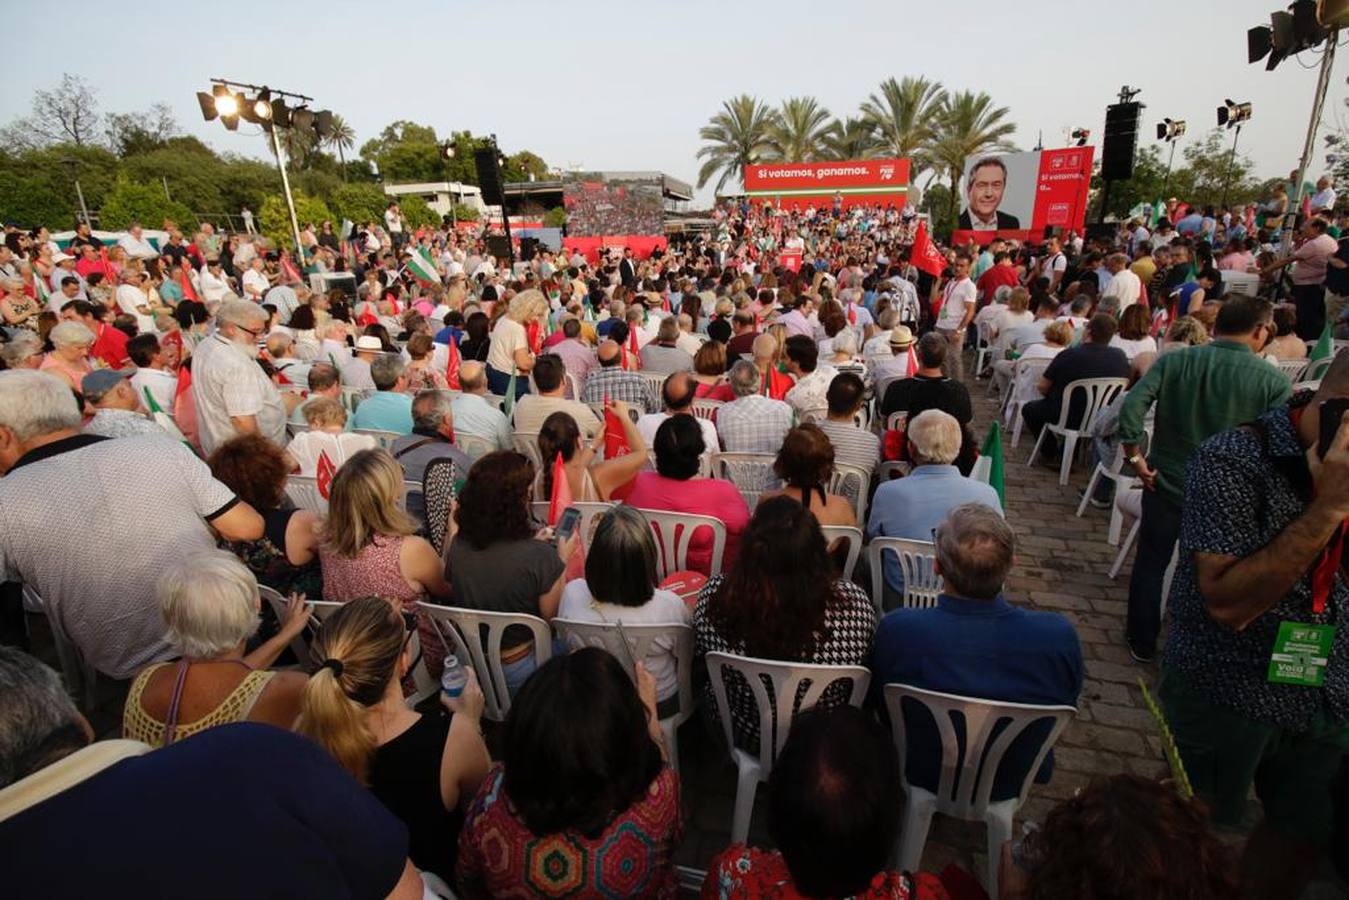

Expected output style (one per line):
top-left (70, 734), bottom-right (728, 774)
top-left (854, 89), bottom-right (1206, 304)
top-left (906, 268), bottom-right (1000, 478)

top-left (1127, 453), bottom-right (1143, 466)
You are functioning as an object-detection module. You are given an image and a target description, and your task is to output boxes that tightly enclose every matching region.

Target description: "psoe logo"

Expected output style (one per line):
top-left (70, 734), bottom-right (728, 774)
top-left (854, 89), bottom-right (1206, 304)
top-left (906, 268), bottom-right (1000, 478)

top-left (879, 165), bottom-right (895, 181)
top-left (1050, 156), bottom-right (1065, 170)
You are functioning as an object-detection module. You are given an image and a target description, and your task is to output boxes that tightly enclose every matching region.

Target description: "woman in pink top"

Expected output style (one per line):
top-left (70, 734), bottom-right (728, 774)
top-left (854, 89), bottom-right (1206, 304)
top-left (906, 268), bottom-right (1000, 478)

top-left (624, 414), bottom-right (749, 575)
top-left (40, 321), bottom-right (95, 390)
top-left (318, 448), bottom-right (452, 675)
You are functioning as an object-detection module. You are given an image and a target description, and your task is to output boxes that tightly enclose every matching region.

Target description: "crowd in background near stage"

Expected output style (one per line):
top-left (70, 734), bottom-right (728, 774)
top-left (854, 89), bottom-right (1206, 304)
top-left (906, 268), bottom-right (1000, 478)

top-left (0, 178), bottom-right (1346, 900)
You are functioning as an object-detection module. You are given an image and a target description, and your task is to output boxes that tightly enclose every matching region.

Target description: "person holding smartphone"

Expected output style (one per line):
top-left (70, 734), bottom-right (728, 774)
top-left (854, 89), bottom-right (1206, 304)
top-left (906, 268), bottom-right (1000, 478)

top-left (1157, 352), bottom-right (1349, 900)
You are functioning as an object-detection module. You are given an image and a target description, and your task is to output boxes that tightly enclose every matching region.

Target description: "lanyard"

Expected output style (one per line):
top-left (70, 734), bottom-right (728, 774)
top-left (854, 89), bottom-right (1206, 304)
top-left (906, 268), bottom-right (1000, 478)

top-left (1311, 522), bottom-right (1346, 617)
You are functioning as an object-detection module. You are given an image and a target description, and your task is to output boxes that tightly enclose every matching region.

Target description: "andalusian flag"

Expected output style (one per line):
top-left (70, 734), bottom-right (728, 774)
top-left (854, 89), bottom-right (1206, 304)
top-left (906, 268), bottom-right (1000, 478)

top-left (405, 247), bottom-right (441, 286)
top-left (32, 270), bottom-right (49, 306)
top-left (502, 369), bottom-right (518, 417)
top-left (1308, 321), bottom-right (1334, 366)
top-left (1150, 199), bottom-right (1164, 228)
top-left (980, 421), bottom-right (1006, 507)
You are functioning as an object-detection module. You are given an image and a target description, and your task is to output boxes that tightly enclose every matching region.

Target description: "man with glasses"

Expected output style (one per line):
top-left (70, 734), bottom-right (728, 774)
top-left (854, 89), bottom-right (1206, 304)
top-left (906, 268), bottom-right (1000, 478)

top-left (191, 298), bottom-right (289, 453)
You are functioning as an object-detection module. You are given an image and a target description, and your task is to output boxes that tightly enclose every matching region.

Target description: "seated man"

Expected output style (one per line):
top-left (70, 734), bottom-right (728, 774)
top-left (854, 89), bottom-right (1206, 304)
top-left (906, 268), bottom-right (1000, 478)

top-left (872, 503), bottom-right (1083, 801)
top-left (0, 648), bottom-right (425, 899)
top-left (82, 370), bottom-right (167, 440)
top-left (450, 361), bottom-right (512, 453)
top-left (1021, 313), bottom-right (1130, 455)
top-left (390, 390), bottom-right (471, 522)
top-left (288, 361), bottom-right (350, 429)
top-left (867, 409), bottom-right (1001, 605)
top-left (511, 353), bottom-right (601, 440)
top-left (814, 372), bottom-right (878, 477)
top-left (880, 332), bottom-right (976, 471)
top-left (636, 371), bottom-right (719, 459)
top-left (717, 359), bottom-right (794, 454)
top-left (581, 340), bottom-right (659, 414)
top-left (639, 316), bottom-right (695, 374)
top-left (350, 353), bottom-right (414, 434)
top-left (127, 333), bottom-right (178, 414)
top-left (340, 335), bottom-right (383, 392)
top-left (867, 325), bottom-right (916, 400)
top-left (782, 334), bottom-right (838, 416)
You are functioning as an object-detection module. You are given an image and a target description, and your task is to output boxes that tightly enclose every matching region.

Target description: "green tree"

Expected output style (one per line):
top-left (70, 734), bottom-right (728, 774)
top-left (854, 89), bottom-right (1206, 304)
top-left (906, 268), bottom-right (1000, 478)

top-left (328, 183), bottom-right (388, 226)
top-left (1182, 128), bottom-right (1258, 209)
top-left (398, 194), bottom-right (439, 229)
top-left (929, 90), bottom-right (1018, 222)
top-left (919, 182), bottom-right (954, 237)
top-left (360, 120), bottom-right (442, 183)
top-left (502, 150), bottom-right (550, 183)
top-left (823, 117), bottom-right (878, 161)
top-left (98, 176), bottom-right (195, 230)
top-left (696, 95), bottom-right (777, 193)
top-left (323, 114), bottom-right (356, 181)
top-left (543, 206), bottom-right (566, 228)
top-left (766, 97), bottom-right (832, 163)
top-left (451, 203), bottom-right (479, 222)
top-left (860, 76), bottom-right (946, 178)
top-left (258, 192), bottom-right (333, 248)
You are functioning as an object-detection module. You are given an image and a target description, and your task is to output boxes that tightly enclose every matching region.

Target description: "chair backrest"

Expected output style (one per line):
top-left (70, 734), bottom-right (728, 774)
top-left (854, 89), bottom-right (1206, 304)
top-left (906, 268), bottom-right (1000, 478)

top-left (1272, 357), bottom-right (1310, 383)
top-left (416, 602), bottom-right (553, 722)
top-left (353, 428), bottom-right (402, 450)
top-left (819, 525), bottom-right (864, 582)
top-left (706, 651), bottom-right (870, 771)
top-left (259, 585), bottom-right (312, 663)
top-left (690, 398), bottom-right (723, 421)
top-left (1053, 377), bottom-right (1128, 432)
top-left (284, 475), bottom-right (328, 514)
top-left (799, 406), bottom-right (829, 425)
top-left (286, 421), bottom-right (311, 438)
top-left (530, 500), bottom-right (615, 549)
top-left (511, 431), bottom-right (543, 474)
top-left (563, 371), bottom-right (581, 400)
top-left (710, 452), bottom-right (779, 510)
top-left (868, 537), bottom-right (941, 611)
top-left (640, 371), bottom-right (668, 394)
top-left (883, 683), bottom-right (1075, 817)
top-left (827, 462), bottom-right (871, 523)
top-left (455, 433), bottom-right (495, 463)
top-left (484, 393), bottom-right (506, 413)
top-left (552, 619), bottom-right (695, 724)
top-left (340, 386), bottom-right (369, 414)
top-left (634, 507), bottom-right (728, 578)
top-left (1304, 354), bottom-right (1334, 383)
top-left (1219, 269), bottom-right (1259, 297)
top-left (422, 457), bottom-right (463, 556)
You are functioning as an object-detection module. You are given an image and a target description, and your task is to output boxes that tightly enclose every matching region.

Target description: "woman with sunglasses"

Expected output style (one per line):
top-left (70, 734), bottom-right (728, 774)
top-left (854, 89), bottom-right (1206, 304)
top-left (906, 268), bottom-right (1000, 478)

top-left (299, 595), bottom-right (490, 887)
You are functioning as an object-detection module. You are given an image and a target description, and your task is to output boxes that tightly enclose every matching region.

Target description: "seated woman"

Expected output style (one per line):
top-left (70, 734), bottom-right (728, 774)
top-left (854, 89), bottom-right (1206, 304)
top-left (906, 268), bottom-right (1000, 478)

top-left (318, 448), bottom-right (451, 674)
top-left (122, 551), bottom-right (311, 747)
top-left (759, 424), bottom-right (857, 528)
top-left (446, 451), bottom-right (578, 691)
top-left (1002, 321), bottom-right (1073, 424)
top-left (403, 332), bottom-right (449, 393)
top-left (1264, 303), bottom-right (1307, 360)
top-left (624, 415), bottom-right (751, 574)
top-left (285, 396), bottom-right (377, 475)
top-left (557, 505), bottom-right (693, 714)
top-left (692, 341), bottom-right (735, 401)
top-left (39, 321), bottom-right (94, 390)
top-left (537, 402), bottom-right (648, 503)
top-left (990, 286), bottom-right (1034, 356)
top-left (1109, 304), bottom-right (1158, 361)
top-left (298, 596), bottom-right (491, 886)
top-left (208, 433), bottom-right (323, 600)
top-left (456, 648), bottom-right (679, 898)
top-left (693, 497), bottom-right (875, 752)
top-left (705, 706), bottom-right (948, 900)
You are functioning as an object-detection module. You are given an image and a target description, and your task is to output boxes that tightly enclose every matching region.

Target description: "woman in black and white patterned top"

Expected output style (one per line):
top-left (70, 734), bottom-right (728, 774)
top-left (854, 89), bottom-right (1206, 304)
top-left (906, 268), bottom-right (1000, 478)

top-left (694, 496), bottom-right (876, 753)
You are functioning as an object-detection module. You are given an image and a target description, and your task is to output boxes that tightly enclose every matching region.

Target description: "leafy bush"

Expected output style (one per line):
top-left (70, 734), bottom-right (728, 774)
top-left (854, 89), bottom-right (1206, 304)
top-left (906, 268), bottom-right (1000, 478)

top-left (328, 183), bottom-right (386, 226)
top-left (543, 206), bottom-right (567, 228)
top-left (398, 194), bottom-right (439, 229)
top-left (99, 177), bottom-right (196, 231)
top-left (451, 203), bottom-right (479, 222)
top-left (258, 192), bottom-right (333, 249)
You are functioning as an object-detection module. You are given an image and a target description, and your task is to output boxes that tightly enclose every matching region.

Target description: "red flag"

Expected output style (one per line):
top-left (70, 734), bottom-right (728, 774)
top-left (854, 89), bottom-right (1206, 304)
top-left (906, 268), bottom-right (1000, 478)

top-left (602, 396), bottom-right (630, 458)
top-left (627, 326), bottom-right (641, 370)
top-left (356, 302), bottom-right (379, 327)
top-left (174, 359), bottom-right (192, 400)
top-left (281, 256), bottom-right (303, 284)
top-left (847, 303), bottom-right (857, 325)
top-left (547, 451), bottom-right (573, 526)
top-left (904, 345), bottom-right (918, 378)
top-left (180, 268), bottom-right (198, 302)
top-left (525, 320), bottom-right (543, 356)
top-left (910, 221), bottom-right (945, 279)
top-left (316, 450), bottom-right (336, 499)
top-left (445, 338), bottom-right (461, 390)
top-left (763, 366), bottom-right (792, 401)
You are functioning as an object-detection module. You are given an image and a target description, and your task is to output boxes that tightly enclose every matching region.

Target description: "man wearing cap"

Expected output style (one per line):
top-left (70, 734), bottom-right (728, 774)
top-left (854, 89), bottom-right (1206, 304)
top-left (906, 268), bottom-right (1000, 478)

top-left (48, 252), bottom-right (85, 300)
top-left (869, 325), bottom-right (917, 399)
top-left (82, 370), bottom-right (166, 440)
top-left (342, 335), bottom-right (383, 392)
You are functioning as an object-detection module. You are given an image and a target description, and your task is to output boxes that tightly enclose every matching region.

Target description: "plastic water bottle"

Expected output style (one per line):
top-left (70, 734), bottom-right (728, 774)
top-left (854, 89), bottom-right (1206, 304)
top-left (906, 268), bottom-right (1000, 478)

top-left (440, 654), bottom-right (468, 698)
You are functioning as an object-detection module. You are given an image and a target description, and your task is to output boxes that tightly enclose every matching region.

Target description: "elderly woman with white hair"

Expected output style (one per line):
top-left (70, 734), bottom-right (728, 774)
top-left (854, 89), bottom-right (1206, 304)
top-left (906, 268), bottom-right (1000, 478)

top-left (39, 320), bottom-right (95, 390)
top-left (122, 550), bottom-right (313, 747)
top-left (1, 331), bottom-right (44, 370)
top-left (485, 288), bottom-right (548, 399)
top-left (825, 326), bottom-right (867, 378)
top-left (1, 278), bottom-right (40, 331)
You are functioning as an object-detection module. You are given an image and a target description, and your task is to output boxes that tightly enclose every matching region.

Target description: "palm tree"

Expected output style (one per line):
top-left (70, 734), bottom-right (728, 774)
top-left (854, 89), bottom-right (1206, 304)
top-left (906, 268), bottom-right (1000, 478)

top-left (271, 124), bottom-right (317, 170)
top-left (696, 95), bottom-right (777, 194)
top-left (324, 114), bottom-right (356, 182)
top-left (929, 90), bottom-right (1018, 222)
top-left (823, 117), bottom-right (879, 161)
top-left (860, 76), bottom-right (946, 178)
top-left (766, 96), bottom-right (833, 163)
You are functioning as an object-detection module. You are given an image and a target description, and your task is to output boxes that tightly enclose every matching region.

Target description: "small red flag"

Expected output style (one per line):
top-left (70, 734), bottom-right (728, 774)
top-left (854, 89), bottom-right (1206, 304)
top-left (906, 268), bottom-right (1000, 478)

top-left (548, 451), bottom-right (573, 526)
top-left (281, 256), bottom-right (302, 285)
top-left (316, 450), bottom-right (336, 499)
top-left (357, 302), bottom-right (379, 327)
top-left (445, 338), bottom-right (461, 390)
top-left (603, 396), bottom-right (630, 458)
top-left (180, 268), bottom-right (198, 302)
top-left (904, 345), bottom-right (918, 378)
top-left (627, 325), bottom-right (641, 370)
top-left (525, 320), bottom-right (543, 356)
top-left (847, 303), bottom-right (857, 325)
top-left (910, 220), bottom-right (946, 279)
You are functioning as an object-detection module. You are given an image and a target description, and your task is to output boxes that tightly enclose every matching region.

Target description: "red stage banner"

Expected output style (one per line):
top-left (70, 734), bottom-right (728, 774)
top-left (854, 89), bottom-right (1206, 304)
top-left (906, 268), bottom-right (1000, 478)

top-left (563, 236), bottom-right (668, 265)
top-left (951, 147), bottom-right (1093, 246)
top-left (743, 158), bottom-right (910, 211)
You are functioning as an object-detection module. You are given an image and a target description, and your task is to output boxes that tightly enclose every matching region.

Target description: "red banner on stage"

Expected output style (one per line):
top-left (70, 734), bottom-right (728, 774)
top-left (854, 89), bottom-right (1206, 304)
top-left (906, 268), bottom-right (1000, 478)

top-left (778, 250), bottom-right (803, 272)
top-left (743, 158), bottom-right (910, 211)
top-left (951, 147), bottom-right (1093, 246)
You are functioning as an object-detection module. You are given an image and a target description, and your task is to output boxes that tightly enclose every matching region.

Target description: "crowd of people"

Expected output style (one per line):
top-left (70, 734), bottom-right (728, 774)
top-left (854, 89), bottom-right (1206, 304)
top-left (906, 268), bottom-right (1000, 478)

top-left (0, 188), bottom-right (1346, 899)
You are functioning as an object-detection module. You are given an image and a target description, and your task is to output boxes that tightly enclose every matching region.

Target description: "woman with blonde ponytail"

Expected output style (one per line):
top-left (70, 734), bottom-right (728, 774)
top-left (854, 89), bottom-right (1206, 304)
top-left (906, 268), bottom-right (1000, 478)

top-left (298, 597), bottom-right (489, 885)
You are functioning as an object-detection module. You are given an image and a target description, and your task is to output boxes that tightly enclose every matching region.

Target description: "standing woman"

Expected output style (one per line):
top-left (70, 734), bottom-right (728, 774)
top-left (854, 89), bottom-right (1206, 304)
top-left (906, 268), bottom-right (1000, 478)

top-left (485, 288), bottom-right (548, 399)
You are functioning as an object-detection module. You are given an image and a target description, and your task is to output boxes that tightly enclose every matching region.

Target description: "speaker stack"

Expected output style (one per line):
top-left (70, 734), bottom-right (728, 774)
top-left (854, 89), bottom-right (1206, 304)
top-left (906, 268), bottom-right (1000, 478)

top-left (1101, 102), bottom-right (1142, 181)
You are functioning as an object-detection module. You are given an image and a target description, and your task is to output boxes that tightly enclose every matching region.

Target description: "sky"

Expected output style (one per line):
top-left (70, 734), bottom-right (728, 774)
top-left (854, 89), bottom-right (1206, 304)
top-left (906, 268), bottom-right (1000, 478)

top-left (4, 0), bottom-right (1345, 207)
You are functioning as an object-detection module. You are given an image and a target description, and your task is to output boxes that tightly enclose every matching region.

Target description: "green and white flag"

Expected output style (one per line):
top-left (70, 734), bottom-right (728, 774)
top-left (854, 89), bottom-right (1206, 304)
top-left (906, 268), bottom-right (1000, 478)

top-left (405, 247), bottom-right (441, 285)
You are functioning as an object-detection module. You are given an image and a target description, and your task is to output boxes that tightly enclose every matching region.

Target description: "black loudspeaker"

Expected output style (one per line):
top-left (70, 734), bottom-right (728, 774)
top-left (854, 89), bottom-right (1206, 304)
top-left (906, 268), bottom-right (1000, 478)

top-left (474, 148), bottom-right (505, 206)
top-left (520, 237), bottom-right (539, 261)
top-left (486, 235), bottom-right (512, 259)
top-left (1101, 102), bottom-right (1142, 181)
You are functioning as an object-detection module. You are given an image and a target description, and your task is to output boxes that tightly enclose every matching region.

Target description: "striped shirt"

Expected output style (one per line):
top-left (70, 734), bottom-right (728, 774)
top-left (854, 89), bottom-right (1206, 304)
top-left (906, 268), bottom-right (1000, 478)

top-left (716, 395), bottom-right (793, 454)
top-left (816, 420), bottom-right (880, 475)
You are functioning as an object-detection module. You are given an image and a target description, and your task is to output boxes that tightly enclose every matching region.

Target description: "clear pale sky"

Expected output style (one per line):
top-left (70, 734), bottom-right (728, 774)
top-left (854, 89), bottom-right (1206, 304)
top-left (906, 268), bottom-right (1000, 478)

top-left (4, 0), bottom-right (1344, 205)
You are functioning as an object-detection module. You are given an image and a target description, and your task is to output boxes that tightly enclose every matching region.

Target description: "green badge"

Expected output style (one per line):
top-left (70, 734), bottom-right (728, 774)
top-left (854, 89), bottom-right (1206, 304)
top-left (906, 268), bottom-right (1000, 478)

top-left (1267, 621), bottom-right (1335, 687)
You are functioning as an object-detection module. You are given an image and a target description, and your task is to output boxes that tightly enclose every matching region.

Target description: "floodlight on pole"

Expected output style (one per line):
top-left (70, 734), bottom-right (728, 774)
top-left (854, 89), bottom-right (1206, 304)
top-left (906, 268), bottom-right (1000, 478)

top-left (1215, 101), bottom-right (1252, 208)
top-left (1156, 118), bottom-right (1187, 198)
top-left (1070, 128), bottom-right (1090, 147)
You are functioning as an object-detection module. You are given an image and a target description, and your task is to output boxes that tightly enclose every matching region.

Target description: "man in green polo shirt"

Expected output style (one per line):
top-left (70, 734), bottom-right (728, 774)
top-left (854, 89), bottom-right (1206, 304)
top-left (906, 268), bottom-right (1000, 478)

top-left (1118, 296), bottom-right (1291, 662)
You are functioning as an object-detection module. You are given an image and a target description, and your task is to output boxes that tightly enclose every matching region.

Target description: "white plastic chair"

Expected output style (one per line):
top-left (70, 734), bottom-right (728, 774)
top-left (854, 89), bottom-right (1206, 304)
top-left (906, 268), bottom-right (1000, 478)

top-left (820, 525), bottom-right (864, 581)
top-left (284, 474), bottom-right (328, 514)
top-left (1004, 357), bottom-right (1053, 448)
top-left (552, 619), bottom-right (696, 774)
top-left (640, 371), bottom-right (669, 395)
top-left (530, 500), bottom-right (615, 549)
top-left (511, 431), bottom-right (543, 474)
top-left (973, 320), bottom-right (994, 376)
top-left (353, 428), bottom-right (403, 450)
top-left (303, 599), bottom-right (438, 706)
top-left (868, 537), bottom-right (940, 612)
top-left (259, 585), bottom-right (313, 665)
top-left (710, 451), bottom-right (779, 509)
top-left (455, 433), bottom-right (495, 462)
top-left (562, 371), bottom-right (581, 400)
top-left (1270, 357), bottom-right (1310, 383)
top-left (799, 406), bottom-right (829, 424)
top-left (484, 393), bottom-right (507, 413)
top-left (340, 386), bottom-right (370, 414)
top-left (706, 652), bottom-right (871, 843)
top-left (827, 462), bottom-right (871, 523)
top-left (1025, 377), bottom-right (1128, 485)
top-left (1075, 441), bottom-right (1144, 546)
top-left (1305, 354), bottom-right (1336, 383)
top-left (883, 683), bottom-right (1076, 899)
top-left (416, 602), bottom-right (553, 722)
top-left (286, 421), bottom-right (311, 438)
top-left (690, 398), bottom-right (723, 422)
top-left (634, 507), bottom-right (728, 578)
top-left (22, 584), bottom-right (98, 711)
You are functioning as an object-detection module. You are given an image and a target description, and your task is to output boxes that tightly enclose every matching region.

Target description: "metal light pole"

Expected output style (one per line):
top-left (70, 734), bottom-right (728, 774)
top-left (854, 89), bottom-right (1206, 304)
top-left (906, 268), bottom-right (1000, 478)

top-left (1287, 28), bottom-right (1338, 248)
top-left (1220, 125), bottom-right (1243, 210)
top-left (269, 127), bottom-right (305, 263)
top-left (1161, 139), bottom-right (1179, 198)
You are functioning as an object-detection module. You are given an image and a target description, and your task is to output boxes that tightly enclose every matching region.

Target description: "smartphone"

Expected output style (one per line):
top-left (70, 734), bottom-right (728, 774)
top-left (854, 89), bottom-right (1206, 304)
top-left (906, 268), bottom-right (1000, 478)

top-left (554, 506), bottom-right (581, 543)
top-left (1319, 398), bottom-right (1349, 459)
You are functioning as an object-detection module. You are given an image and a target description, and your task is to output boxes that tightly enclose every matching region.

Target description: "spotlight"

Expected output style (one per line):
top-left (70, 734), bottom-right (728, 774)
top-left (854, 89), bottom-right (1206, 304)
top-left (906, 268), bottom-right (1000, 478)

top-left (441, 141), bottom-right (456, 160)
top-left (1156, 118), bottom-right (1187, 141)
top-left (290, 106), bottom-right (315, 132)
top-left (1217, 100), bottom-right (1252, 128)
top-left (270, 97), bottom-right (291, 128)
top-left (214, 90), bottom-right (239, 119)
top-left (1070, 128), bottom-right (1090, 147)
top-left (313, 110), bottom-right (334, 139)
top-left (196, 91), bottom-right (218, 122)
top-left (252, 90), bottom-right (272, 122)
top-left (1248, 24), bottom-right (1273, 63)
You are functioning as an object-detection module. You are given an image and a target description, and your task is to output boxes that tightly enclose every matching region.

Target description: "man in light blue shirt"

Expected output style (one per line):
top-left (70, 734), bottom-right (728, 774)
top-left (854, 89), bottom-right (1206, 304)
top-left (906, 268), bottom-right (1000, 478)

top-left (350, 353), bottom-right (413, 434)
top-left (867, 409), bottom-right (1002, 607)
top-left (450, 361), bottom-right (512, 452)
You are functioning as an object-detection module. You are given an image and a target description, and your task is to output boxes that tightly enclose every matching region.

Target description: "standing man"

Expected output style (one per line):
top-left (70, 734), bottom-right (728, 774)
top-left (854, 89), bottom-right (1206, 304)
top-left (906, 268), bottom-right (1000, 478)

top-left (1117, 297), bottom-right (1292, 662)
top-left (1309, 175), bottom-right (1337, 215)
top-left (1262, 217), bottom-right (1338, 340)
top-left (1159, 355), bottom-right (1349, 900)
top-left (933, 254), bottom-right (976, 382)
top-left (384, 201), bottom-right (404, 250)
top-left (1099, 253), bottom-right (1141, 316)
top-left (1037, 237), bottom-right (1067, 295)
